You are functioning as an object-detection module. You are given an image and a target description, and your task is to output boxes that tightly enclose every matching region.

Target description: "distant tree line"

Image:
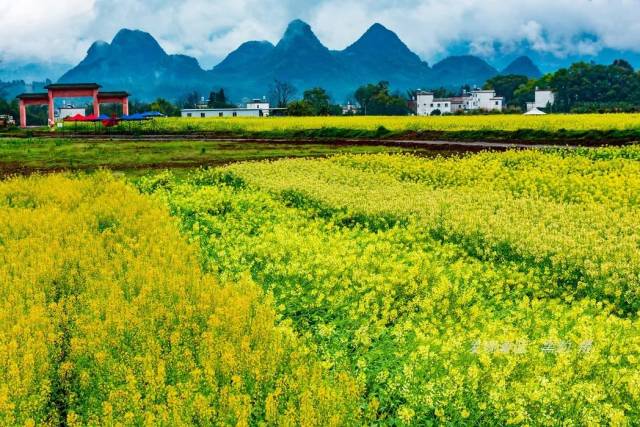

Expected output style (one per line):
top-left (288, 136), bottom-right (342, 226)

top-left (354, 82), bottom-right (410, 116)
top-left (174, 81), bottom-right (411, 116)
top-left (485, 59), bottom-right (640, 113)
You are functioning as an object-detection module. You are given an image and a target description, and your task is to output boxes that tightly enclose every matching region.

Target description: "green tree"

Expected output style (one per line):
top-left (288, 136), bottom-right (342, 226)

top-left (355, 82), bottom-right (409, 116)
top-left (128, 100), bottom-right (151, 114)
top-left (180, 91), bottom-right (201, 109)
top-left (484, 74), bottom-right (530, 107)
top-left (613, 59), bottom-right (634, 72)
top-left (149, 98), bottom-right (181, 117)
top-left (208, 89), bottom-right (235, 108)
top-left (303, 87), bottom-right (331, 115)
top-left (548, 60), bottom-right (640, 112)
top-left (354, 83), bottom-right (379, 115)
top-left (286, 100), bottom-right (314, 116)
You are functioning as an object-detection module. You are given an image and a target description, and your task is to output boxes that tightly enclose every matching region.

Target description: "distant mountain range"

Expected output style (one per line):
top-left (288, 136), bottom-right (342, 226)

top-left (59, 30), bottom-right (210, 101)
top-left (442, 38), bottom-right (640, 74)
top-left (2, 19), bottom-right (638, 102)
top-left (57, 20), bottom-right (542, 102)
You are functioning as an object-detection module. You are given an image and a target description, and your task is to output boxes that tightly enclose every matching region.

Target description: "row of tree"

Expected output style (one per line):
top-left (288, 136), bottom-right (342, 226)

top-left (264, 80), bottom-right (409, 116)
top-left (485, 59), bottom-right (640, 113)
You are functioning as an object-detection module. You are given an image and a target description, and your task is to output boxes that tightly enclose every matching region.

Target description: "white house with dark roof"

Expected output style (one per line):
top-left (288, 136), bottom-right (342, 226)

top-left (416, 91), bottom-right (452, 115)
top-left (415, 89), bottom-right (503, 116)
top-left (245, 98), bottom-right (271, 116)
top-left (181, 97), bottom-right (281, 118)
top-left (465, 90), bottom-right (504, 111)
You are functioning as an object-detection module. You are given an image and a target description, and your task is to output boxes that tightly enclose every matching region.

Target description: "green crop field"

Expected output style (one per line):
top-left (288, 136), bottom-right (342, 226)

top-left (0, 138), bottom-right (421, 176)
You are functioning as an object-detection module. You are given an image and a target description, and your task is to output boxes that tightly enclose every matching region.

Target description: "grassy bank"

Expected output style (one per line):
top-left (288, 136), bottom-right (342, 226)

top-left (0, 137), bottom-right (420, 176)
top-left (11, 114), bottom-right (640, 143)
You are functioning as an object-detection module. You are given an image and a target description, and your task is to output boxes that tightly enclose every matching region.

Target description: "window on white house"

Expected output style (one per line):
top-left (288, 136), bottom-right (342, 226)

top-left (219, 112), bottom-right (223, 117)
top-left (201, 113), bottom-right (205, 118)
top-left (233, 112), bottom-right (237, 117)
top-left (187, 113), bottom-right (192, 117)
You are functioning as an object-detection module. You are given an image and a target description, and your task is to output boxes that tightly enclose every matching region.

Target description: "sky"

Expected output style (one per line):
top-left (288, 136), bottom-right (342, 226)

top-left (1, 0), bottom-right (640, 68)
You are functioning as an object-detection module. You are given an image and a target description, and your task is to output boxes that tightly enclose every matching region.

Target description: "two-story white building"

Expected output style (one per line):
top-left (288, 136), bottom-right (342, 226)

top-left (526, 89), bottom-right (556, 112)
top-left (416, 91), bottom-right (452, 116)
top-left (415, 89), bottom-right (503, 116)
top-left (465, 90), bottom-right (504, 111)
top-left (245, 98), bottom-right (271, 116)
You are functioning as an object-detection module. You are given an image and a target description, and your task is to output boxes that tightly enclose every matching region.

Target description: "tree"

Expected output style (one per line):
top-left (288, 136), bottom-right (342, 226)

top-left (269, 80), bottom-right (296, 108)
top-left (302, 87), bottom-right (332, 115)
top-left (180, 91), bottom-right (201, 109)
top-left (512, 79), bottom-right (538, 110)
top-left (150, 98), bottom-right (181, 117)
top-left (208, 88), bottom-right (235, 108)
top-left (354, 82), bottom-right (410, 116)
top-left (0, 97), bottom-right (12, 116)
top-left (548, 60), bottom-right (640, 112)
top-left (484, 74), bottom-right (530, 107)
top-left (354, 83), bottom-right (379, 115)
top-left (128, 100), bottom-right (151, 115)
top-left (286, 100), bottom-right (314, 116)
top-left (613, 59), bottom-right (634, 72)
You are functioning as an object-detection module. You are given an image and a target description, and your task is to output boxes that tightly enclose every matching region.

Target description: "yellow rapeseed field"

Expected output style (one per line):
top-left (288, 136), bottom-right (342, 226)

top-left (165, 114), bottom-right (640, 132)
top-left (141, 147), bottom-right (640, 425)
top-left (4, 145), bottom-right (640, 425)
top-left (0, 173), bottom-right (361, 426)
top-left (70, 113), bottom-right (640, 135)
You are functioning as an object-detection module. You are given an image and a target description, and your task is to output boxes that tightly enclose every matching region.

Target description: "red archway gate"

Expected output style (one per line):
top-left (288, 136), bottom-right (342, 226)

top-left (17, 83), bottom-right (130, 128)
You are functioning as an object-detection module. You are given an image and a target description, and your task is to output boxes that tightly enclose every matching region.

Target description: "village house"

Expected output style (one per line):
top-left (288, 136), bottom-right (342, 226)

top-left (245, 98), bottom-right (271, 116)
top-left (341, 102), bottom-right (359, 115)
top-left (414, 89), bottom-right (503, 116)
top-left (415, 91), bottom-right (452, 115)
top-left (449, 97), bottom-right (468, 113)
top-left (181, 97), bottom-right (275, 118)
top-left (527, 88), bottom-right (556, 112)
top-left (465, 90), bottom-right (504, 111)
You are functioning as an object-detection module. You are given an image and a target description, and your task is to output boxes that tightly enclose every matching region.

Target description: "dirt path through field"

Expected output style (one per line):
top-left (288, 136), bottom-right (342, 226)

top-left (1, 134), bottom-right (613, 150)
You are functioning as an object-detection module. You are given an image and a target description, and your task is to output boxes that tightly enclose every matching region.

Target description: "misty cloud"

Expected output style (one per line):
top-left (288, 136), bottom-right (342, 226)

top-left (1, 0), bottom-right (639, 67)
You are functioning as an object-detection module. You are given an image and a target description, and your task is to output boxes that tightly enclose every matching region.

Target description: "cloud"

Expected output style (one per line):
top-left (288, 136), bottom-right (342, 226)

top-left (0, 0), bottom-right (99, 64)
top-left (1, 0), bottom-right (640, 67)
